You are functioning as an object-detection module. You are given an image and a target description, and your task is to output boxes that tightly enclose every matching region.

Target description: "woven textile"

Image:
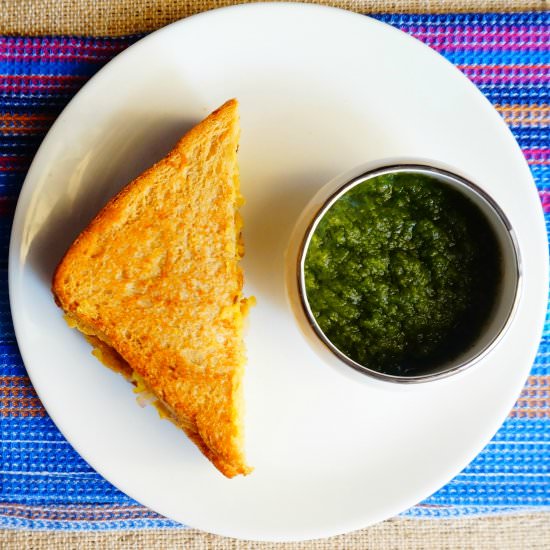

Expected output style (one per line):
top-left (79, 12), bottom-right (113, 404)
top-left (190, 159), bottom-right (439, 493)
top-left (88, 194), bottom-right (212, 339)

top-left (2, 514), bottom-right (550, 550)
top-left (0, 11), bottom-right (549, 531)
top-left (0, 1), bottom-right (546, 36)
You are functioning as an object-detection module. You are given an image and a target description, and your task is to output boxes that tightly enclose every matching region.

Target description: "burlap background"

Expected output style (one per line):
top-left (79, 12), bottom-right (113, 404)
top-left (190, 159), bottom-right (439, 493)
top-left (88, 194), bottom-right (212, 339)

top-left (2, 514), bottom-right (550, 549)
top-left (0, 0), bottom-right (546, 35)
top-left (1, 0), bottom-right (549, 548)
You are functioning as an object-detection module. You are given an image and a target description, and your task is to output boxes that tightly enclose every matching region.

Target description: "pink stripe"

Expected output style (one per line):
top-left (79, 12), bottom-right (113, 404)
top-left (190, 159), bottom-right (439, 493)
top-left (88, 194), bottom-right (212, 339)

top-left (0, 74), bottom-right (86, 81)
top-left (420, 41), bottom-right (547, 52)
top-left (0, 46), bottom-right (124, 55)
top-left (457, 64), bottom-right (550, 72)
top-left (522, 148), bottom-right (550, 160)
top-left (412, 31), bottom-right (548, 41)
top-left (539, 192), bottom-right (550, 213)
top-left (459, 65), bottom-right (549, 79)
top-left (405, 24), bottom-right (547, 33)
top-left (407, 26), bottom-right (548, 38)
top-left (0, 55), bottom-right (112, 64)
top-left (408, 29), bottom-right (549, 51)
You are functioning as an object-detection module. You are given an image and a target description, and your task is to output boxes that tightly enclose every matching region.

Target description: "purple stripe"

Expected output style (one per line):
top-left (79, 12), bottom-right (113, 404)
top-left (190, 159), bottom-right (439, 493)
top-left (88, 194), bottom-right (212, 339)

top-left (0, 38), bottom-right (130, 63)
top-left (539, 190), bottom-right (550, 213)
top-left (523, 148), bottom-right (550, 161)
top-left (418, 41), bottom-right (548, 52)
top-left (405, 25), bottom-right (548, 37)
top-left (406, 28), bottom-right (549, 50)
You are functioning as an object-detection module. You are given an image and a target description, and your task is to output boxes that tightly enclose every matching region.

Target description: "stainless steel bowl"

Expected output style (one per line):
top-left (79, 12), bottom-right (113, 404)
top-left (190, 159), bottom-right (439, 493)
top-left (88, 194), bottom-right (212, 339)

top-left (287, 163), bottom-right (522, 384)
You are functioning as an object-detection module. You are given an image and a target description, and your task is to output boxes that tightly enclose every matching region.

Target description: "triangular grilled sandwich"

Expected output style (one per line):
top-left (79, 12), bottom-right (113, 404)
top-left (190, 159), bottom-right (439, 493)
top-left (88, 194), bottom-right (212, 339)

top-left (52, 99), bottom-right (252, 477)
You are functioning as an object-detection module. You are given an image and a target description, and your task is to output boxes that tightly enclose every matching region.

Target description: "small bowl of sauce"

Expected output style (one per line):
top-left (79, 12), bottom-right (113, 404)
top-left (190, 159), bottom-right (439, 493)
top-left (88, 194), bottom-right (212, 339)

top-left (286, 163), bottom-right (521, 383)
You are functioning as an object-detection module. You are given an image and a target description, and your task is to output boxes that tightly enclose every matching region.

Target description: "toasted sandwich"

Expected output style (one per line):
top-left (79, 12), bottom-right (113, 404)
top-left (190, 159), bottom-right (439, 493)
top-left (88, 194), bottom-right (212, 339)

top-left (52, 99), bottom-right (252, 477)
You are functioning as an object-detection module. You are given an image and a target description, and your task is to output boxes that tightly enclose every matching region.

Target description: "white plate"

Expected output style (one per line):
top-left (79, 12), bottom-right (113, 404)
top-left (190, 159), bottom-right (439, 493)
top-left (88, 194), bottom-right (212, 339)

top-left (8, 3), bottom-right (548, 542)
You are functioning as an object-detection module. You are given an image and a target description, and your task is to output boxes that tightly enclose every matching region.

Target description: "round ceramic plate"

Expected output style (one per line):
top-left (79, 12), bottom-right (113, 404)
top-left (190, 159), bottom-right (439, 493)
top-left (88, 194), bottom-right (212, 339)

top-left (8, 3), bottom-right (548, 542)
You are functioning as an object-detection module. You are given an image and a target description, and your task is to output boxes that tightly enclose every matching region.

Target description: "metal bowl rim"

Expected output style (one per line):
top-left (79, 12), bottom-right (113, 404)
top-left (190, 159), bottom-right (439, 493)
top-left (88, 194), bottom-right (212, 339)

top-left (297, 163), bottom-right (523, 384)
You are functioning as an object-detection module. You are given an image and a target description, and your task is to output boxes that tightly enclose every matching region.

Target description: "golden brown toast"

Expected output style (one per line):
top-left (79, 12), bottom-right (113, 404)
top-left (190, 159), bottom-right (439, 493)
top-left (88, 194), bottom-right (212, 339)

top-left (52, 99), bottom-right (252, 477)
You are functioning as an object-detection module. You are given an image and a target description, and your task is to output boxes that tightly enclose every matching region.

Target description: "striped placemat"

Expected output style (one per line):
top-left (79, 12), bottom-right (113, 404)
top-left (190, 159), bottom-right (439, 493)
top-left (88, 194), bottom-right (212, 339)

top-left (0, 11), bottom-right (548, 530)
top-left (0, 1), bottom-right (547, 35)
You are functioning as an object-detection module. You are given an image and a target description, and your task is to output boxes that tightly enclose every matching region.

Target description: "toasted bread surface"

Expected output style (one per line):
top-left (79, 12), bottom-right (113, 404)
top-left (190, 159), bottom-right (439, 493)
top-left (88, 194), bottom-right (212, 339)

top-left (52, 99), bottom-right (251, 477)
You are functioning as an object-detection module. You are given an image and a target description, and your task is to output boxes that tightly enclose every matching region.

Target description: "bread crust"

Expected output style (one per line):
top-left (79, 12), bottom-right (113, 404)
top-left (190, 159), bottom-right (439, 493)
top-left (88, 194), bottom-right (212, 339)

top-left (52, 99), bottom-right (251, 477)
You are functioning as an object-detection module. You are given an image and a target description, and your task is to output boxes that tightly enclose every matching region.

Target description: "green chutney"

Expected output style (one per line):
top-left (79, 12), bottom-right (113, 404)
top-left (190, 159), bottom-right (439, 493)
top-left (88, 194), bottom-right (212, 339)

top-left (303, 172), bottom-right (501, 376)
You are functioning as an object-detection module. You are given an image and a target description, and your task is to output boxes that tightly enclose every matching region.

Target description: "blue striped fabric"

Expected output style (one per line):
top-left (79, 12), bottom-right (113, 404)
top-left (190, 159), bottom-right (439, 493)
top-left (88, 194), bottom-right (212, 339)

top-left (0, 11), bottom-right (548, 529)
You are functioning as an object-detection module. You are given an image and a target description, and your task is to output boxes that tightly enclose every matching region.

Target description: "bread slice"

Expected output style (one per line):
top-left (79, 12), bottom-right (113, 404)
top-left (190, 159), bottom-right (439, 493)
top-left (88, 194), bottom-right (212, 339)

top-left (52, 99), bottom-right (252, 477)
